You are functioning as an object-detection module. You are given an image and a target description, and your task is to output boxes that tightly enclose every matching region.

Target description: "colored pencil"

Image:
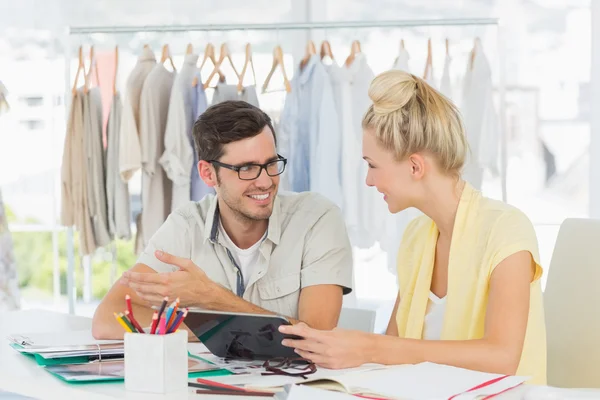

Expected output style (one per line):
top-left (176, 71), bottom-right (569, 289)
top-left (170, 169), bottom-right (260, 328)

top-left (195, 378), bottom-right (249, 392)
top-left (156, 297), bottom-right (168, 322)
top-left (167, 310), bottom-right (184, 334)
top-left (114, 312), bottom-right (133, 333)
top-left (166, 297), bottom-right (180, 330)
top-left (119, 312), bottom-right (137, 333)
top-left (194, 390), bottom-right (272, 397)
top-left (158, 314), bottom-right (167, 335)
top-left (170, 308), bottom-right (188, 333)
top-left (125, 310), bottom-right (145, 333)
top-left (149, 311), bottom-right (159, 334)
top-left (125, 294), bottom-right (133, 314)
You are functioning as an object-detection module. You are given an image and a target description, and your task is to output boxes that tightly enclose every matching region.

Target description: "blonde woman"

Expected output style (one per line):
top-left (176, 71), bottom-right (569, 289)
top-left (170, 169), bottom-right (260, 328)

top-left (280, 70), bottom-right (547, 384)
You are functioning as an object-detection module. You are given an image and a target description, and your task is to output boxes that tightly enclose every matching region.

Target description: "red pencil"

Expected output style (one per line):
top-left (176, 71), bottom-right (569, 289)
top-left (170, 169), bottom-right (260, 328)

top-left (125, 294), bottom-right (133, 314)
top-left (170, 308), bottom-right (188, 332)
top-left (125, 310), bottom-right (145, 334)
top-left (149, 311), bottom-right (159, 334)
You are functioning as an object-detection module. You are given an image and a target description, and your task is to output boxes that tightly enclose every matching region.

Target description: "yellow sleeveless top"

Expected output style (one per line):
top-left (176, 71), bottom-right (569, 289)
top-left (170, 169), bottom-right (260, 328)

top-left (395, 183), bottom-right (547, 384)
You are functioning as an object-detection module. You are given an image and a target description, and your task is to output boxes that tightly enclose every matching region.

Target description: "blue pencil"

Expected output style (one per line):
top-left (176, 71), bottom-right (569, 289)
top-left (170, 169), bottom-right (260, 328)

top-left (167, 310), bottom-right (184, 333)
top-left (164, 300), bottom-right (176, 327)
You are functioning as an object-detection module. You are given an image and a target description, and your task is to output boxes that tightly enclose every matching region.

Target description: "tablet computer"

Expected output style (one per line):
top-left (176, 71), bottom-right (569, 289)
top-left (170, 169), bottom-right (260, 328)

top-left (184, 310), bottom-right (301, 360)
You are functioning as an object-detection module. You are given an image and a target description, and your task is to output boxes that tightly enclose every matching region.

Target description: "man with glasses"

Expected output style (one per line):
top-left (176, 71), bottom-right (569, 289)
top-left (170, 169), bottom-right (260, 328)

top-left (92, 100), bottom-right (353, 339)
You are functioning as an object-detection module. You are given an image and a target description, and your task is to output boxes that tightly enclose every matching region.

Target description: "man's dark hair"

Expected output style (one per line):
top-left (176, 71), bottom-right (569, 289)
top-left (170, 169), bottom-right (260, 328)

top-left (193, 100), bottom-right (276, 162)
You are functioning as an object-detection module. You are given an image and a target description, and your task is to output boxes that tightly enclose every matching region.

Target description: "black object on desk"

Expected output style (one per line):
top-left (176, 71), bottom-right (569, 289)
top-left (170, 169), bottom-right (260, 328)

top-left (184, 310), bottom-right (302, 360)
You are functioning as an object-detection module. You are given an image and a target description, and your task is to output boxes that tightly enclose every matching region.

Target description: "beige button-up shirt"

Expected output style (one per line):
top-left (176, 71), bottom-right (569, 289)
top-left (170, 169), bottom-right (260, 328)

top-left (137, 192), bottom-right (353, 318)
top-left (139, 64), bottom-right (175, 247)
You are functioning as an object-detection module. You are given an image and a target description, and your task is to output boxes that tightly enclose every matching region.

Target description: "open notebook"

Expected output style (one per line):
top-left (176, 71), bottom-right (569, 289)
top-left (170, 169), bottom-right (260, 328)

top-left (212, 362), bottom-right (529, 400)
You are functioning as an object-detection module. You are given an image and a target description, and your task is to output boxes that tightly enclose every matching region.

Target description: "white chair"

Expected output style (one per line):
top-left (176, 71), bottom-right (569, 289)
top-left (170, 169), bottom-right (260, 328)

top-left (544, 218), bottom-right (600, 388)
top-left (337, 307), bottom-right (376, 333)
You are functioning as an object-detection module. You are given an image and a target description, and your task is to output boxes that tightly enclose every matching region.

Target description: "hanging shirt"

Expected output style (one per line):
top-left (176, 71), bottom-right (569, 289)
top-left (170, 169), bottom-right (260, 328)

top-left (328, 55), bottom-right (384, 247)
top-left (105, 93), bottom-right (132, 240)
top-left (440, 53), bottom-right (453, 100)
top-left (423, 61), bottom-right (436, 88)
top-left (0, 80), bottom-right (9, 115)
top-left (83, 87), bottom-right (111, 248)
top-left (119, 47), bottom-right (157, 182)
top-left (461, 41), bottom-right (500, 190)
top-left (61, 89), bottom-right (96, 255)
top-left (191, 79), bottom-right (210, 202)
top-left (280, 55), bottom-right (342, 208)
top-left (160, 54), bottom-right (214, 211)
top-left (139, 64), bottom-right (175, 246)
top-left (211, 83), bottom-right (260, 106)
top-left (393, 47), bottom-right (411, 72)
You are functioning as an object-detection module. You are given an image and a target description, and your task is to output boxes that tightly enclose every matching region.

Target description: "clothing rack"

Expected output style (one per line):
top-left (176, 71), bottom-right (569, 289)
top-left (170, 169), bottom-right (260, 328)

top-left (68, 18), bottom-right (499, 34)
top-left (62, 17), bottom-right (506, 315)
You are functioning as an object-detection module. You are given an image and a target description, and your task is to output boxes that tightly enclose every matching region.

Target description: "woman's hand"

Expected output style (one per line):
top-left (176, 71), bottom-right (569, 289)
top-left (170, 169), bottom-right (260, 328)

top-left (279, 323), bottom-right (375, 369)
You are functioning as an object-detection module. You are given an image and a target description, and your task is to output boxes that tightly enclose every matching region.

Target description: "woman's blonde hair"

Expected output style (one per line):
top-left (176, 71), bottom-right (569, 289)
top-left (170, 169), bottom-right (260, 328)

top-left (362, 70), bottom-right (468, 174)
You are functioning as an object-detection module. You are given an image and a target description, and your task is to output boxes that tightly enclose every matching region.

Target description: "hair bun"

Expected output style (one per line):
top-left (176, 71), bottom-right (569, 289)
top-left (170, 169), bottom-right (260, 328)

top-left (369, 70), bottom-right (418, 116)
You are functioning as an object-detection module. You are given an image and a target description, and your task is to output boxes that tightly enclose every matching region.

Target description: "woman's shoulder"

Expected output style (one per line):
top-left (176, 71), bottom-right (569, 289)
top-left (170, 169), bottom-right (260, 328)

top-left (477, 195), bottom-right (535, 234)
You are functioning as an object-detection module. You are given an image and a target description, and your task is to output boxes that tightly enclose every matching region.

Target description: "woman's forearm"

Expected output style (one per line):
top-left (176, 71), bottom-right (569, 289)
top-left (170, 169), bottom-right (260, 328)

top-left (367, 335), bottom-right (521, 376)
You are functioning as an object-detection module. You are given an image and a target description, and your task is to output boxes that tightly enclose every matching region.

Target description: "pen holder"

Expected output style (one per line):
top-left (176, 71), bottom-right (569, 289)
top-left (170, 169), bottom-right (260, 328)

top-left (124, 329), bottom-right (187, 394)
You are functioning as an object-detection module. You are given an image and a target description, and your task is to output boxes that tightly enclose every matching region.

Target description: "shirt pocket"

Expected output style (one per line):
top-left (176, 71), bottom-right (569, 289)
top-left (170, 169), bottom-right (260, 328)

top-left (257, 274), bottom-right (301, 318)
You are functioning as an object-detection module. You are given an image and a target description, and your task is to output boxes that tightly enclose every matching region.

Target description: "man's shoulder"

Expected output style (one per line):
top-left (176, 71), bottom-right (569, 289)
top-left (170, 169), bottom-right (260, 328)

top-left (169, 195), bottom-right (215, 228)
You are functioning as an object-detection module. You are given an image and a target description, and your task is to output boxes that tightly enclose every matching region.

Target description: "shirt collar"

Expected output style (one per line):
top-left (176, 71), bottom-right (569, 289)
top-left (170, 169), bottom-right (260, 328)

top-left (139, 46), bottom-right (157, 62)
top-left (183, 53), bottom-right (199, 66)
top-left (204, 195), bottom-right (281, 246)
top-left (298, 54), bottom-right (319, 85)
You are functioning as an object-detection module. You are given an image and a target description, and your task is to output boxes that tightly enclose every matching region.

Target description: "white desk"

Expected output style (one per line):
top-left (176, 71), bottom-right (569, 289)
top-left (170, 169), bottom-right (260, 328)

top-left (0, 309), bottom-right (598, 400)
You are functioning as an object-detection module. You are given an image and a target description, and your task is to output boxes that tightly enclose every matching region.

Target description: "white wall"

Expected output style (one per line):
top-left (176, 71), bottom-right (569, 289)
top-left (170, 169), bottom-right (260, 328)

top-left (591, 0), bottom-right (600, 219)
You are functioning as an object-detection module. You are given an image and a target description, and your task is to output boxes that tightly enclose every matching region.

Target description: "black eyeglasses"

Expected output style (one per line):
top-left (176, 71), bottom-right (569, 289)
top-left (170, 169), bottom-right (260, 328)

top-left (209, 155), bottom-right (287, 181)
top-left (261, 357), bottom-right (316, 380)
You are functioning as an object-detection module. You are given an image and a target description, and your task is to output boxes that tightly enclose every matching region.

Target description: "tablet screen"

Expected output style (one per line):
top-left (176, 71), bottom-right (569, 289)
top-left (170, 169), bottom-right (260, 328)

top-left (184, 310), bottom-right (300, 360)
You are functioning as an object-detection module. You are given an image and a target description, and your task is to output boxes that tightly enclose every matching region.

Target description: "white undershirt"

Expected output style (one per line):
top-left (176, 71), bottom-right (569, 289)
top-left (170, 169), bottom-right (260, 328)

top-left (218, 221), bottom-right (267, 289)
top-left (422, 291), bottom-right (447, 340)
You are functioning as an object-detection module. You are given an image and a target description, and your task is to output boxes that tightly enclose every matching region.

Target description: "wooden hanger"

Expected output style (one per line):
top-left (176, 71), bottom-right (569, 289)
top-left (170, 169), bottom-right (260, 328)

top-left (160, 44), bottom-right (177, 72)
top-left (423, 38), bottom-right (433, 79)
top-left (320, 40), bottom-right (334, 62)
top-left (262, 45), bottom-right (291, 94)
top-left (445, 38), bottom-right (450, 56)
top-left (469, 37), bottom-right (481, 70)
top-left (84, 45), bottom-right (100, 94)
top-left (237, 43), bottom-right (257, 92)
top-left (344, 40), bottom-right (362, 67)
top-left (401, 39), bottom-right (406, 50)
top-left (186, 43), bottom-right (193, 55)
top-left (113, 46), bottom-right (119, 96)
top-left (300, 40), bottom-right (317, 70)
top-left (203, 43), bottom-right (240, 90)
top-left (71, 46), bottom-right (86, 95)
top-left (194, 43), bottom-right (218, 87)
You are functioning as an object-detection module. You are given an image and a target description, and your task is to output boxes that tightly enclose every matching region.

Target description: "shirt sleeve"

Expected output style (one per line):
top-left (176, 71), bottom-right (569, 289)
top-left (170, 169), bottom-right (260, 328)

top-left (136, 211), bottom-right (191, 273)
top-left (159, 85), bottom-right (194, 185)
top-left (118, 95), bottom-right (142, 182)
top-left (489, 209), bottom-right (543, 282)
top-left (139, 79), bottom-right (157, 176)
top-left (300, 205), bottom-right (353, 294)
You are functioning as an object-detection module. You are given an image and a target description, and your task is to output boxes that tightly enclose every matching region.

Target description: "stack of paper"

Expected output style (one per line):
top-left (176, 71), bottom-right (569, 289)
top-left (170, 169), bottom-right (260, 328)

top-left (8, 330), bottom-right (124, 362)
top-left (208, 362), bottom-right (528, 399)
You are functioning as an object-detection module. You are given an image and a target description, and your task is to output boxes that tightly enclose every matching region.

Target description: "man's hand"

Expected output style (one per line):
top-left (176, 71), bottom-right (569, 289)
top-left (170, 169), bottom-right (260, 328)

top-left (120, 251), bottom-right (220, 308)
